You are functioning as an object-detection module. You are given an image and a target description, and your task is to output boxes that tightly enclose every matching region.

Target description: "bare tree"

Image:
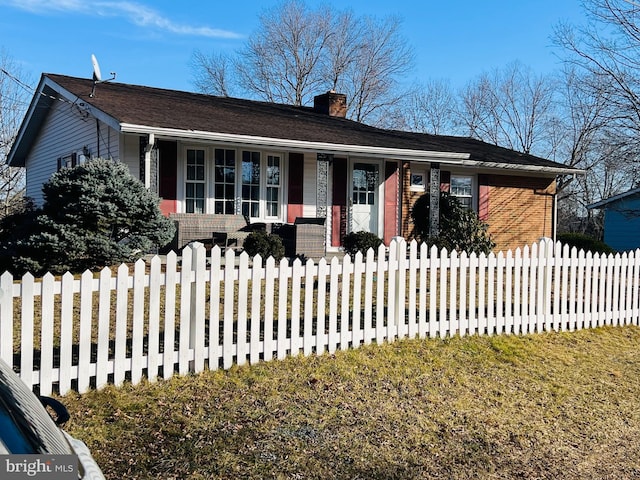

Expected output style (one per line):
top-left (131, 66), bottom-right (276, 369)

top-left (336, 15), bottom-right (414, 124)
top-left (395, 79), bottom-right (459, 135)
top-left (553, 0), bottom-right (640, 234)
top-left (0, 49), bottom-right (30, 217)
top-left (190, 1), bottom-right (414, 124)
top-left (458, 62), bottom-right (557, 156)
top-left (235, 0), bottom-right (332, 106)
top-left (554, 0), bottom-right (640, 137)
top-left (190, 50), bottom-right (234, 96)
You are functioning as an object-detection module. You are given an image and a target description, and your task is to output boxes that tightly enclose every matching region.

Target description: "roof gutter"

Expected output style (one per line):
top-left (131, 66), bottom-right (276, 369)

top-left (456, 160), bottom-right (585, 176)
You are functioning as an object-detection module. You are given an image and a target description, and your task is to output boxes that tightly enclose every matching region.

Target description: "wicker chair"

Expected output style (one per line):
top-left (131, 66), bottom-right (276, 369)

top-left (168, 213), bottom-right (249, 252)
top-left (275, 217), bottom-right (326, 259)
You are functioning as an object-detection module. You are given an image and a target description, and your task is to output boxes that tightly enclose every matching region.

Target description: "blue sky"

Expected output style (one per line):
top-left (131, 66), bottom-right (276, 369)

top-left (0, 0), bottom-right (586, 95)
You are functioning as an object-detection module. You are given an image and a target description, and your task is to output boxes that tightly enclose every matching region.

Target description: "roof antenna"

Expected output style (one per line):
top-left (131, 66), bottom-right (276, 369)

top-left (90, 54), bottom-right (116, 97)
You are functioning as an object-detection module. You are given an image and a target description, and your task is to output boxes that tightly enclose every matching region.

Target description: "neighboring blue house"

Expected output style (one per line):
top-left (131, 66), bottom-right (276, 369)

top-left (587, 187), bottom-right (640, 252)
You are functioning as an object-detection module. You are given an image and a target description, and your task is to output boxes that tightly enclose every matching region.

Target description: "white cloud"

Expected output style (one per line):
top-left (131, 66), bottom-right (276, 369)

top-left (0, 0), bottom-right (242, 39)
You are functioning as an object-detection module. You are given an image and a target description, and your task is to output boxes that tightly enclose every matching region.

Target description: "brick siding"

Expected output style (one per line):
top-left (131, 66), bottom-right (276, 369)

top-left (400, 163), bottom-right (556, 252)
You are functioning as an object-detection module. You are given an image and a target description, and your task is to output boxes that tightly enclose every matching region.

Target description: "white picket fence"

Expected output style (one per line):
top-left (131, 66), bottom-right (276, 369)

top-left (1, 239), bottom-right (639, 396)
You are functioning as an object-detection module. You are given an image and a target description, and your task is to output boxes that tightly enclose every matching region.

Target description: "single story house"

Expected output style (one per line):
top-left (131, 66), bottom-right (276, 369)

top-left (8, 73), bottom-right (581, 254)
top-left (587, 187), bottom-right (640, 252)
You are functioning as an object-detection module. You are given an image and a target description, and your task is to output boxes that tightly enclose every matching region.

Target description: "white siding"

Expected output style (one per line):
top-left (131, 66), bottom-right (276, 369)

top-left (24, 100), bottom-right (122, 205)
top-left (122, 134), bottom-right (141, 179)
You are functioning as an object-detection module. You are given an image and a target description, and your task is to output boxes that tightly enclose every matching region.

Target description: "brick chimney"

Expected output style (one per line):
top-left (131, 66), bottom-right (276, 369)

top-left (313, 91), bottom-right (347, 118)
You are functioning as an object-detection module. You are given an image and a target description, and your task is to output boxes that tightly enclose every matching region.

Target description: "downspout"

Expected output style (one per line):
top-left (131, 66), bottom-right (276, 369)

top-left (552, 191), bottom-right (557, 243)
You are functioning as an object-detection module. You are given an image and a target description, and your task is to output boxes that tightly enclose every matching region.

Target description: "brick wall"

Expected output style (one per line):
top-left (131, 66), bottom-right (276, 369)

top-left (400, 163), bottom-right (556, 252)
top-left (484, 175), bottom-right (555, 251)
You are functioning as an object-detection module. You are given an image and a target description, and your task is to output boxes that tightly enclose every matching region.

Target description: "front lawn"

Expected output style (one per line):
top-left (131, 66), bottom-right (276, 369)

top-left (60, 326), bottom-right (640, 479)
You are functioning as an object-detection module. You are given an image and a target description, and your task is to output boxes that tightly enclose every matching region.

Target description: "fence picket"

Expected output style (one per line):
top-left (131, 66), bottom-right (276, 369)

top-left (236, 253), bottom-right (250, 366)
top-left (250, 254), bottom-right (264, 364)
top-left (316, 258), bottom-right (328, 353)
top-left (20, 273), bottom-right (35, 388)
top-left (363, 250), bottom-right (375, 344)
top-left (77, 271), bottom-right (93, 393)
top-left (328, 257), bottom-right (340, 353)
top-left (459, 251), bottom-right (468, 338)
top-left (303, 259), bottom-right (315, 356)
top-left (131, 260), bottom-right (146, 386)
top-left (450, 250), bottom-right (459, 337)
top-left (468, 252), bottom-right (477, 336)
top-left (147, 257), bottom-right (161, 382)
top-left (340, 254), bottom-right (352, 351)
top-left (58, 272), bottom-right (74, 395)
top-left (408, 241), bottom-right (418, 339)
top-left (487, 253), bottom-right (495, 335)
top-left (439, 248), bottom-right (449, 338)
top-left (631, 249), bottom-right (640, 325)
top-left (208, 248), bottom-right (222, 370)
top-left (223, 249), bottom-right (237, 368)
top-left (96, 268), bottom-right (112, 389)
top-left (477, 253), bottom-right (486, 336)
top-left (263, 256), bottom-right (276, 362)
top-left (352, 252), bottom-right (364, 347)
top-left (418, 243), bottom-right (428, 339)
top-left (163, 252), bottom-right (178, 378)
top-left (277, 258), bottom-right (290, 360)
top-left (192, 244), bottom-right (207, 373)
top-left (504, 250), bottom-right (513, 335)
top-left (496, 252), bottom-right (504, 335)
top-left (39, 273), bottom-right (55, 396)
top-left (0, 272), bottom-right (13, 367)
top-left (178, 247), bottom-right (193, 375)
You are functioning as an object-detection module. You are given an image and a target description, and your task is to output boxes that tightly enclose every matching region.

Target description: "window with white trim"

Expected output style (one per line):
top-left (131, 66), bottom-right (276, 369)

top-left (185, 148), bottom-right (205, 213)
top-left (450, 175), bottom-right (474, 209)
top-left (410, 172), bottom-right (426, 191)
top-left (182, 147), bottom-right (284, 221)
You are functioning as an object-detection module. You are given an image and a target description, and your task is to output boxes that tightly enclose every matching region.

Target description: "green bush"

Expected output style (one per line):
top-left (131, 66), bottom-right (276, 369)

top-left (243, 231), bottom-right (285, 261)
top-left (342, 231), bottom-right (383, 257)
top-left (411, 191), bottom-right (495, 255)
top-left (557, 232), bottom-right (616, 255)
top-left (0, 159), bottom-right (175, 275)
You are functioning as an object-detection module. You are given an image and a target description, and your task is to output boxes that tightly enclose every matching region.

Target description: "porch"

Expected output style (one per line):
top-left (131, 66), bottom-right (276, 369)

top-left (166, 213), bottom-right (327, 260)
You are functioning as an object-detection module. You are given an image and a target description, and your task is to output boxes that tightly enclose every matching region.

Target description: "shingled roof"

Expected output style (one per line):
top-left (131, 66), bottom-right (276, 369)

top-left (9, 73), bottom-right (579, 174)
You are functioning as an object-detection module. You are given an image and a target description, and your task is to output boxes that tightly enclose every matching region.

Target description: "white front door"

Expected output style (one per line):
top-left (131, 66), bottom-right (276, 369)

top-left (351, 162), bottom-right (379, 234)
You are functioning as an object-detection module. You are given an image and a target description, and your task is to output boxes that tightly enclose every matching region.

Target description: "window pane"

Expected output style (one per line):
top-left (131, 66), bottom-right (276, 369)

top-left (213, 150), bottom-right (236, 214)
top-left (451, 176), bottom-right (472, 196)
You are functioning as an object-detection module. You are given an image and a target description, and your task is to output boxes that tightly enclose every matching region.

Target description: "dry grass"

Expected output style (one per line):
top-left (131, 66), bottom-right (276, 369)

top-left (57, 325), bottom-right (640, 480)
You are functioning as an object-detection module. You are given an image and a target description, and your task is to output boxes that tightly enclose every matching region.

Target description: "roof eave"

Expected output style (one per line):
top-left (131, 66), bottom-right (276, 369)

top-left (120, 123), bottom-right (472, 162)
top-left (121, 123), bottom-right (580, 174)
top-left (587, 186), bottom-right (640, 209)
